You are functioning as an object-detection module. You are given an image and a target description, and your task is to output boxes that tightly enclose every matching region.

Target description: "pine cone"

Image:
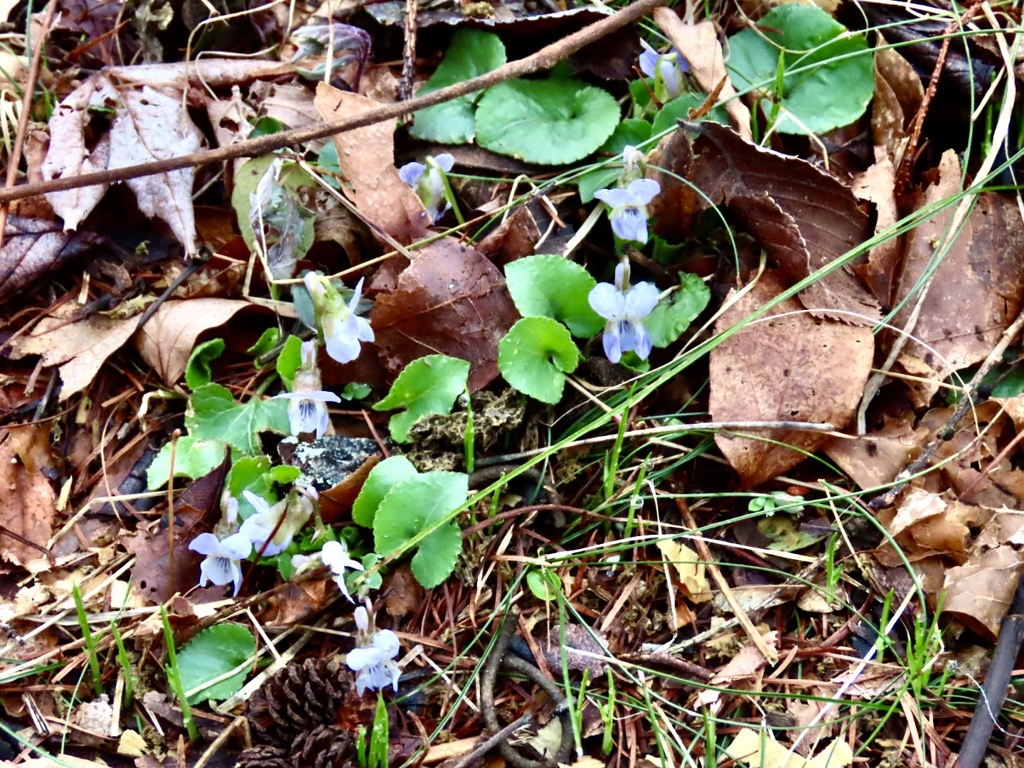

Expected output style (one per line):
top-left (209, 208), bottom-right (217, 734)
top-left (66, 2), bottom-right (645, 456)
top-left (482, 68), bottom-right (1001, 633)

top-left (234, 744), bottom-right (290, 768)
top-left (291, 724), bottom-right (353, 768)
top-left (246, 658), bottom-right (351, 746)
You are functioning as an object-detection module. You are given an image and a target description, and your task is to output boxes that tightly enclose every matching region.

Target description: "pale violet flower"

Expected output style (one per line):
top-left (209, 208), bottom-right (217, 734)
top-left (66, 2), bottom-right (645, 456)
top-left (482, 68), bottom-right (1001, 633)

top-left (588, 261), bottom-right (660, 364)
top-left (639, 40), bottom-right (688, 100)
top-left (189, 531), bottom-right (252, 595)
top-left (320, 539), bottom-right (364, 601)
top-left (399, 153), bottom-right (455, 224)
top-left (347, 604), bottom-right (401, 695)
top-left (239, 489), bottom-right (314, 557)
top-left (274, 340), bottom-right (341, 438)
top-left (304, 272), bottom-right (375, 365)
top-left (594, 178), bottom-right (661, 245)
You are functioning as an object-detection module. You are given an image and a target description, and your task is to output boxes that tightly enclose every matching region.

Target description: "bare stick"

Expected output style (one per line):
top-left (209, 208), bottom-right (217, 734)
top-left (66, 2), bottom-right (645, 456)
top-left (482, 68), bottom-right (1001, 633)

top-left (0, 0), bottom-right (666, 205)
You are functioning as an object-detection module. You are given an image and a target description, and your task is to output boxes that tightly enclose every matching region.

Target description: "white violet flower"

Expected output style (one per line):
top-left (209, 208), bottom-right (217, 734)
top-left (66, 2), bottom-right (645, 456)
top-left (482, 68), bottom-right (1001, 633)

top-left (588, 261), bottom-right (660, 364)
top-left (239, 489), bottom-right (314, 557)
top-left (189, 531), bottom-right (252, 596)
top-left (347, 604), bottom-right (401, 695)
top-left (639, 40), bottom-right (688, 100)
top-left (320, 539), bottom-right (364, 601)
top-left (274, 339), bottom-right (341, 438)
top-left (304, 272), bottom-right (375, 365)
top-left (593, 178), bottom-right (661, 245)
top-left (398, 153), bottom-right (455, 224)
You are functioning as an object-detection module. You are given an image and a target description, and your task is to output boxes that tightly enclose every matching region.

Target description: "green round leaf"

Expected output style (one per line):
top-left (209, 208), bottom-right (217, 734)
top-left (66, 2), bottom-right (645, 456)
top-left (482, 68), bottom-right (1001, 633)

top-left (275, 334), bottom-right (304, 389)
top-left (146, 437), bottom-right (231, 489)
top-left (498, 317), bottom-right (581, 404)
top-left (475, 79), bottom-right (620, 165)
top-left (352, 455), bottom-right (419, 527)
top-left (186, 383), bottom-right (291, 454)
top-left (646, 272), bottom-right (711, 348)
top-left (526, 569), bottom-right (560, 602)
top-left (372, 354), bottom-right (470, 443)
top-left (726, 4), bottom-right (872, 134)
top-left (185, 338), bottom-right (225, 391)
top-left (505, 256), bottom-right (602, 335)
top-left (177, 624), bottom-right (255, 704)
top-left (411, 29), bottom-right (507, 144)
top-left (505, 255), bottom-right (603, 337)
top-left (373, 471), bottom-right (468, 589)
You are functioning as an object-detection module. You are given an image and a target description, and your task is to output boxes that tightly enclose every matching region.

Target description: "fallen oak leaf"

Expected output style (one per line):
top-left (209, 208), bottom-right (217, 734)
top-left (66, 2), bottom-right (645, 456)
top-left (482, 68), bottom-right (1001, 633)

top-left (8, 304), bottom-right (142, 401)
top-left (107, 86), bottom-right (204, 255)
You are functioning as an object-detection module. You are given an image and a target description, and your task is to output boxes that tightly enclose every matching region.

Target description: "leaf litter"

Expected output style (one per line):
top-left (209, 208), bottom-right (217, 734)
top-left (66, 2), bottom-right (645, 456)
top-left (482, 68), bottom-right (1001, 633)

top-left (1, 2), bottom-right (1024, 768)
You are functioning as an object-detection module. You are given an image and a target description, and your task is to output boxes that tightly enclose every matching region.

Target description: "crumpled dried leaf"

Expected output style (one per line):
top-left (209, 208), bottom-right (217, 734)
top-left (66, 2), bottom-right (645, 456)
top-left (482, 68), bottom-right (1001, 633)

top-left (8, 304), bottom-right (141, 401)
top-left (132, 298), bottom-right (255, 386)
top-left (384, 565), bottom-right (425, 618)
top-left (313, 82), bottom-right (430, 243)
top-left (0, 217), bottom-right (102, 301)
top-left (872, 48), bottom-right (923, 163)
top-left (42, 73), bottom-right (205, 254)
top-left (657, 538), bottom-right (711, 603)
top-left (726, 728), bottom-right (852, 768)
top-left (41, 74), bottom-right (118, 230)
top-left (892, 150), bottom-right (1024, 405)
top-left (107, 86), bottom-right (204, 255)
top-left (709, 271), bottom-right (874, 487)
top-left (822, 414), bottom-right (925, 491)
top-left (876, 488), bottom-right (969, 565)
top-left (687, 122), bottom-right (878, 324)
top-left (851, 149), bottom-right (901, 308)
top-left (0, 426), bottom-right (57, 567)
top-left (943, 545), bottom-right (1024, 638)
top-left (371, 238), bottom-right (519, 391)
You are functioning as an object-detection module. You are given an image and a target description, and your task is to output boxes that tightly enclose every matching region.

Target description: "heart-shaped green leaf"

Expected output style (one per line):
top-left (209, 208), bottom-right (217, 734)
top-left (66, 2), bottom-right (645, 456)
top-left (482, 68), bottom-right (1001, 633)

top-left (475, 79), bottom-right (619, 165)
top-left (726, 4), bottom-right (872, 134)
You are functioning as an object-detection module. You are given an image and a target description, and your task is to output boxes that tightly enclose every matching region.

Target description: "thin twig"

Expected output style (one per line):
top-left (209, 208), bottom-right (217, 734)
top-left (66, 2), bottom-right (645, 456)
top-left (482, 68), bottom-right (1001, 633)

top-left (0, 0), bottom-right (665, 205)
top-left (953, 574), bottom-right (1024, 768)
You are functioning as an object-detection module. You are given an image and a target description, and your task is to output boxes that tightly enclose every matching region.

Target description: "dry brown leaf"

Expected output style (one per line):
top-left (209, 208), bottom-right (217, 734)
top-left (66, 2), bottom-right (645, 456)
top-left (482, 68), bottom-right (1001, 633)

top-left (709, 271), bottom-right (874, 487)
top-left (822, 414), bottom-right (924, 491)
top-left (893, 150), bottom-right (1024, 405)
top-left (313, 82), bottom-right (430, 243)
top-left (370, 238), bottom-right (519, 391)
top-left (657, 538), bottom-right (711, 602)
top-left (872, 47), bottom-right (923, 163)
top-left (41, 74), bottom-right (118, 229)
top-left (0, 217), bottom-right (102, 302)
top-left (0, 427), bottom-right (57, 566)
top-left (384, 565), bottom-right (425, 618)
top-left (876, 489), bottom-right (969, 565)
top-left (943, 545), bottom-right (1024, 638)
top-left (132, 298), bottom-right (255, 386)
top-left (687, 122), bottom-right (878, 324)
top-left (107, 86), bottom-right (204, 255)
top-left (9, 304), bottom-right (140, 401)
top-left (653, 11), bottom-right (752, 140)
top-left (726, 728), bottom-right (852, 768)
top-left (851, 149), bottom-right (901, 308)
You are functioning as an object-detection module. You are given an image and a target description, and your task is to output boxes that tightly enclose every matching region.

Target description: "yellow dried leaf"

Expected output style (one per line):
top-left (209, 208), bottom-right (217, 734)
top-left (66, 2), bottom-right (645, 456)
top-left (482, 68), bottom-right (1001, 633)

top-left (657, 539), bottom-right (711, 603)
